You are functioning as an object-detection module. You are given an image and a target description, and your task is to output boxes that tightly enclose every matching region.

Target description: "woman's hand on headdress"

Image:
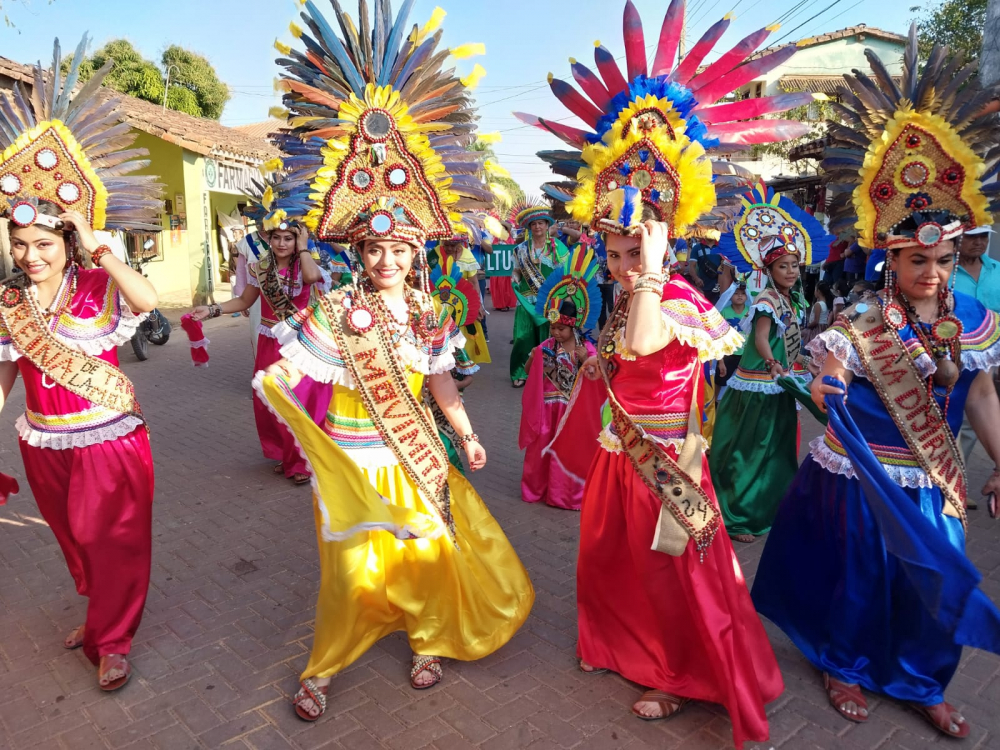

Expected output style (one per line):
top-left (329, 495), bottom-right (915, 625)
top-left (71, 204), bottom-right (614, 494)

top-left (59, 211), bottom-right (99, 253)
top-left (638, 220), bottom-right (670, 275)
top-left (294, 224), bottom-right (310, 252)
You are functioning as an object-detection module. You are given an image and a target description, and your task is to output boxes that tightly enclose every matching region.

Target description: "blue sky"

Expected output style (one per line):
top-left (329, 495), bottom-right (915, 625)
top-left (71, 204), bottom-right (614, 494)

top-left (3, 0), bottom-right (922, 193)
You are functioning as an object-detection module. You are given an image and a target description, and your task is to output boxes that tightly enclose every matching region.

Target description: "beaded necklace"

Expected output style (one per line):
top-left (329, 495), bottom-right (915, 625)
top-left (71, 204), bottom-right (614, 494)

top-left (31, 263), bottom-right (79, 328)
top-left (897, 288), bottom-right (963, 400)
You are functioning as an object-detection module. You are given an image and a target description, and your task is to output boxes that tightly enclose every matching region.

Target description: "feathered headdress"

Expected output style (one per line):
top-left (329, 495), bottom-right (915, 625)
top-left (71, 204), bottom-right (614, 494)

top-left (265, 1), bottom-right (494, 246)
top-left (0, 36), bottom-right (162, 230)
top-left (719, 181), bottom-right (833, 271)
top-left (534, 244), bottom-right (601, 331)
top-left (515, 0), bottom-right (815, 236)
top-left (509, 197), bottom-right (555, 230)
top-left (823, 23), bottom-right (1000, 250)
top-left (430, 253), bottom-right (481, 327)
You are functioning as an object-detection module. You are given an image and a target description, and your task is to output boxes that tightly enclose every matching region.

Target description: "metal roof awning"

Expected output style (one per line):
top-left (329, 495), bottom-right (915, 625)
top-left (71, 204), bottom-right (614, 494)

top-left (789, 136), bottom-right (830, 161)
top-left (779, 74), bottom-right (902, 95)
top-left (769, 173), bottom-right (823, 192)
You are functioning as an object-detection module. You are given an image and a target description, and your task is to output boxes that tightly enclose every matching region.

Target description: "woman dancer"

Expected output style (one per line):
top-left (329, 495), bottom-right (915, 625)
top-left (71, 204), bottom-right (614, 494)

top-left (509, 201), bottom-right (569, 387)
top-left (252, 0), bottom-right (534, 721)
top-left (191, 221), bottom-right (330, 484)
top-left (517, 1), bottom-right (817, 743)
top-left (711, 183), bottom-right (831, 541)
top-left (519, 247), bottom-right (604, 510)
top-left (753, 27), bottom-right (1000, 738)
top-left (0, 38), bottom-right (163, 691)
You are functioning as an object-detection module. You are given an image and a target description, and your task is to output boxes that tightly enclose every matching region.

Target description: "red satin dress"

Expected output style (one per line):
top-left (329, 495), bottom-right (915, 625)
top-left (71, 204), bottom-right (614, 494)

top-left (247, 262), bottom-right (331, 478)
top-left (0, 268), bottom-right (154, 665)
top-left (576, 278), bottom-right (783, 749)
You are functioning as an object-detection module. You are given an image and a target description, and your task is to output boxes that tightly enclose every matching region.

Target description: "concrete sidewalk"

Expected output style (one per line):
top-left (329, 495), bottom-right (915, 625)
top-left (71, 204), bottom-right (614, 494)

top-left (1, 307), bottom-right (998, 749)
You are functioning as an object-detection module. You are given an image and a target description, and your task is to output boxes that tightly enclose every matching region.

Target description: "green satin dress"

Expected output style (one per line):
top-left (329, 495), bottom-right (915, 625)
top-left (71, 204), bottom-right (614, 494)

top-left (709, 303), bottom-right (801, 537)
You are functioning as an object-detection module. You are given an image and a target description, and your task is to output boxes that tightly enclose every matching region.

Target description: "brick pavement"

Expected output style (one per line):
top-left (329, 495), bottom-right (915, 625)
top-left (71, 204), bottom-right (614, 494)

top-left (1, 306), bottom-right (999, 750)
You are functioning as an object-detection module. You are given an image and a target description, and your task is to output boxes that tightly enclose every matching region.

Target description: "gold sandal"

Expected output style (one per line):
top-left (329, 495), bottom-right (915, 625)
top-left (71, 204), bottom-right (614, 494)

top-left (410, 655), bottom-right (443, 690)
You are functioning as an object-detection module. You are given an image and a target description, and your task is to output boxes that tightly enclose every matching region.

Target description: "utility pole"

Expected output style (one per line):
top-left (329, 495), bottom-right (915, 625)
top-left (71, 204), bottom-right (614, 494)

top-left (162, 64), bottom-right (180, 111)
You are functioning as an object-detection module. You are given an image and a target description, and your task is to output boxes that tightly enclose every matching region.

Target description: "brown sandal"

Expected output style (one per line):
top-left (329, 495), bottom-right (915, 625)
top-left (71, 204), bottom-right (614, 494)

top-left (631, 689), bottom-right (690, 721)
top-left (292, 473), bottom-right (310, 485)
top-left (63, 625), bottom-right (84, 650)
top-left (823, 673), bottom-right (868, 722)
top-left (410, 655), bottom-right (443, 690)
top-left (293, 678), bottom-right (329, 721)
top-left (273, 462), bottom-right (285, 475)
top-left (98, 654), bottom-right (131, 692)
top-left (909, 701), bottom-right (970, 738)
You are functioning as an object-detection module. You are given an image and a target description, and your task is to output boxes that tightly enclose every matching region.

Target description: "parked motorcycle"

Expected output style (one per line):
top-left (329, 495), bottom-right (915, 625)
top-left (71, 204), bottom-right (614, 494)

top-left (128, 239), bottom-right (170, 361)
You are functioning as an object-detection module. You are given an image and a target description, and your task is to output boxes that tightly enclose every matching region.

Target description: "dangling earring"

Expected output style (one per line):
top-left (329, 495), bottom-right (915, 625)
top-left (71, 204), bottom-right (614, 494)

top-left (883, 252), bottom-right (907, 329)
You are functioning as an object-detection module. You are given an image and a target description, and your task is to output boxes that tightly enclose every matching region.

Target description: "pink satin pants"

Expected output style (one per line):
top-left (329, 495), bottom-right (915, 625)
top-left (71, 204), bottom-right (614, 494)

top-left (19, 428), bottom-right (154, 664)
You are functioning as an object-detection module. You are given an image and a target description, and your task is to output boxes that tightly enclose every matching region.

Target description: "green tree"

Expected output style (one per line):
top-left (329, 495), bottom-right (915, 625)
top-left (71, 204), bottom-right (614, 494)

top-left (63, 39), bottom-right (230, 120)
top-left (470, 139), bottom-right (525, 214)
top-left (750, 97), bottom-right (839, 161)
top-left (910, 0), bottom-right (987, 60)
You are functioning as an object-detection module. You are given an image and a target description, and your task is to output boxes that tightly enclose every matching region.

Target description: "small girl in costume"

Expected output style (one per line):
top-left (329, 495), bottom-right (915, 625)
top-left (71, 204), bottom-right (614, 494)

top-left (428, 253), bottom-right (483, 472)
top-left (0, 38), bottom-right (163, 692)
top-left (716, 281), bottom-right (749, 397)
top-left (710, 182), bottom-right (831, 542)
top-left (191, 219), bottom-right (331, 485)
top-left (519, 246), bottom-right (605, 510)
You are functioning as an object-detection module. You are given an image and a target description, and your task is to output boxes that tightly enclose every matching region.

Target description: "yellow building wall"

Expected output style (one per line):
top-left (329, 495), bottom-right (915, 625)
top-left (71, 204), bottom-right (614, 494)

top-left (128, 132), bottom-right (224, 307)
top-left (128, 132), bottom-right (196, 306)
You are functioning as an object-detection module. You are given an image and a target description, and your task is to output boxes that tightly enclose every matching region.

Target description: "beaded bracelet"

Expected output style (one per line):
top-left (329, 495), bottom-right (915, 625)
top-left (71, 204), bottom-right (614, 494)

top-left (90, 244), bottom-right (114, 267)
top-left (633, 277), bottom-right (664, 296)
top-left (455, 433), bottom-right (480, 450)
top-left (763, 358), bottom-right (781, 370)
top-left (209, 303), bottom-right (222, 319)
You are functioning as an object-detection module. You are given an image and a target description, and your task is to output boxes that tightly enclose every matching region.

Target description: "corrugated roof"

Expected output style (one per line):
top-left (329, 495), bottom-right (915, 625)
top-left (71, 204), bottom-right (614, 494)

top-left (0, 55), bottom-right (277, 162)
top-left (233, 119), bottom-right (285, 142)
top-left (778, 74), bottom-right (902, 95)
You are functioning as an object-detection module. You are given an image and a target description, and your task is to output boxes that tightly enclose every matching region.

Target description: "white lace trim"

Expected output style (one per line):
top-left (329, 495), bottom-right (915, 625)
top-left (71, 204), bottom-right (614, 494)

top-left (0, 301), bottom-right (146, 362)
top-left (727, 374), bottom-right (785, 395)
top-left (597, 423), bottom-right (708, 455)
top-left (274, 317), bottom-right (465, 387)
top-left (809, 328), bottom-right (935, 379)
top-left (257, 324), bottom-right (278, 339)
top-left (808, 434), bottom-right (934, 489)
top-left (188, 337), bottom-right (210, 349)
top-left (274, 320), bottom-right (355, 388)
top-left (14, 412), bottom-right (144, 450)
top-left (963, 341), bottom-right (1000, 373)
top-left (740, 301), bottom-right (786, 335)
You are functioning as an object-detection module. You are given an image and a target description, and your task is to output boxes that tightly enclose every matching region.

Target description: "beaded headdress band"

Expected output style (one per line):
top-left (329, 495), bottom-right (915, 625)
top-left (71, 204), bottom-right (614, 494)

top-left (516, 0), bottom-right (816, 237)
top-left (0, 36), bottom-right (162, 231)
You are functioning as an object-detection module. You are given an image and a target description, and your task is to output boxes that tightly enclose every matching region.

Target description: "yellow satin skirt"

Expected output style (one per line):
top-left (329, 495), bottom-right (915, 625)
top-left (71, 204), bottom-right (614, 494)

top-left (257, 374), bottom-right (533, 681)
top-left (464, 322), bottom-right (491, 365)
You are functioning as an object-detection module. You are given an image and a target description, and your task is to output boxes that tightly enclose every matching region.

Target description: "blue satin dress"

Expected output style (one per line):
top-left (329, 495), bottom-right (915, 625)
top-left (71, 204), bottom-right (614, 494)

top-left (752, 292), bottom-right (1000, 706)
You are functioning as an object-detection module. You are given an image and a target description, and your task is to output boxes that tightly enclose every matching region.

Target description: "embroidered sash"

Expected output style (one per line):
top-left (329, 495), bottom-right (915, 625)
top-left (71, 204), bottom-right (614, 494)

top-left (842, 301), bottom-right (967, 526)
top-left (0, 278), bottom-right (144, 422)
top-left (598, 295), bottom-right (720, 557)
top-left (258, 254), bottom-right (299, 322)
top-left (321, 292), bottom-right (455, 538)
top-left (757, 287), bottom-right (802, 364)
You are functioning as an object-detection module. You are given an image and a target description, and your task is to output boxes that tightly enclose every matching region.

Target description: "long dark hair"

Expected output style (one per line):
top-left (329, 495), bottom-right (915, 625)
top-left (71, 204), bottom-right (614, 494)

top-left (814, 281), bottom-right (834, 308)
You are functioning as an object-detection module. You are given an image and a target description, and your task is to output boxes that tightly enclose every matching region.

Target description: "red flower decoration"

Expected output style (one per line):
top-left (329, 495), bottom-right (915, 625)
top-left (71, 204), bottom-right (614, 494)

top-left (874, 182), bottom-right (895, 201)
top-left (940, 166), bottom-right (963, 185)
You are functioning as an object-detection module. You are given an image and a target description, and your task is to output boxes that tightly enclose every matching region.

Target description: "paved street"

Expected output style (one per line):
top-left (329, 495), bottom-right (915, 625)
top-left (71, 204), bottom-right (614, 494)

top-left (2, 305), bottom-right (1000, 750)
